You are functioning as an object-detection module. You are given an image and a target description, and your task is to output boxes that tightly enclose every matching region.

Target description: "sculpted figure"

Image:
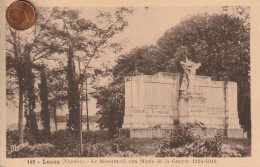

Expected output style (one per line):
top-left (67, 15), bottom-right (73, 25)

top-left (180, 57), bottom-right (201, 75)
top-left (180, 57), bottom-right (201, 94)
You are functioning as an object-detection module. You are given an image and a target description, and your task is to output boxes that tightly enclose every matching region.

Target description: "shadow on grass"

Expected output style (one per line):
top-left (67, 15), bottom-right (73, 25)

top-left (222, 137), bottom-right (251, 156)
top-left (129, 138), bottom-right (164, 156)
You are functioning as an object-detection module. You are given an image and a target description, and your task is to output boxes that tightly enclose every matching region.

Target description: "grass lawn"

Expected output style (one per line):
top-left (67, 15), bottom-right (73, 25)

top-left (6, 129), bottom-right (251, 157)
top-left (129, 138), bottom-right (164, 156)
top-left (222, 137), bottom-right (251, 156)
top-left (129, 137), bottom-right (251, 157)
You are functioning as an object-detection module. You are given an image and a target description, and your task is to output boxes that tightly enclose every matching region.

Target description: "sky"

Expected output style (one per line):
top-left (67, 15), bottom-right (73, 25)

top-left (89, 7), bottom-right (223, 67)
top-left (7, 6), bottom-right (224, 126)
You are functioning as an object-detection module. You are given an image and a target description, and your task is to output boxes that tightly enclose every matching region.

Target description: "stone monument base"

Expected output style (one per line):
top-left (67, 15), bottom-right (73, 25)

top-left (119, 127), bottom-right (246, 139)
top-left (193, 128), bottom-right (245, 138)
top-left (119, 128), bottom-right (175, 138)
top-left (228, 129), bottom-right (246, 138)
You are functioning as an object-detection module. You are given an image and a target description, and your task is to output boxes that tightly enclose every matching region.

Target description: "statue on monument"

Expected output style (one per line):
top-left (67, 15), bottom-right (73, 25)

top-left (133, 67), bottom-right (142, 76)
top-left (180, 57), bottom-right (201, 95)
top-left (180, 57), bottom-right (201, 75)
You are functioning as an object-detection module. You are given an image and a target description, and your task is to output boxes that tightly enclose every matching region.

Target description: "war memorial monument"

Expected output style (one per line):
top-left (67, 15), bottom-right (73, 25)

top-left (121, 58), bottom-right (244, 138)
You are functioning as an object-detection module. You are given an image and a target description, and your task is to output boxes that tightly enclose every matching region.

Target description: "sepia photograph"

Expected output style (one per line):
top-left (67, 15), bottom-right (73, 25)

top-left (1, 0), bottom-right (256, 164)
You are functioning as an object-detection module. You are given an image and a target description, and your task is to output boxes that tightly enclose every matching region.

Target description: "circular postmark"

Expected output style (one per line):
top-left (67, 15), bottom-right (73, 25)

top-left (6, 1), bottom-right (36, 30)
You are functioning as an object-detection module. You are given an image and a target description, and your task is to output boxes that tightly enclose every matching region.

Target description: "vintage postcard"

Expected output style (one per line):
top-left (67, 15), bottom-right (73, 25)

top-left (0, 0), bottom-right (260, 167)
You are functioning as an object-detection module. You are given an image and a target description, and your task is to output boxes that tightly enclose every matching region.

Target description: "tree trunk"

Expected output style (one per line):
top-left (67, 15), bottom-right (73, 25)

top-left (18, 80), bottom-right (24, 144)
top-left (52, 102), bottom-right (58, 131)
top-left (11, 30), bottom-right (25, 144)
top-left (39, 69), bottom-right (50, 138)
top-left (86, 79), bottom-right (89, 131)
top-left (66, 44), bottom-right (81, 155)
top-left (67, 44), bottom-right (81, 132)
top-left (24, 55), bottom-right (38, 143)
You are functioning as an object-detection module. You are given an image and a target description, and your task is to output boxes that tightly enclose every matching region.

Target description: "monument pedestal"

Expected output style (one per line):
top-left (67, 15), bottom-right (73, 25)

top-left (178, 92), bottom-right (245, 138)
top-left (178, 93), bottom-right (207, 125)
top-left (228, 129), bottom-right (245, 138)
top-left (119, 127), bottom-right (175, 139)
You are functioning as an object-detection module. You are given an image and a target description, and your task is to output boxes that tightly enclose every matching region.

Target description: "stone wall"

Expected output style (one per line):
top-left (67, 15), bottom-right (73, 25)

top-left (122, 72), bottom-right (244, 138)
top-left (123, 72), bottom-right (179, 128)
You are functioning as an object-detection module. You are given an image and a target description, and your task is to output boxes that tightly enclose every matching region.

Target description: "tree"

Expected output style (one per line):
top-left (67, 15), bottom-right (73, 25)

top-left (39, 68), bottom-right (50, 138)
top-left (112, 45), bottom-right (163, 77)
top-left (47, 67), bottom-right (68, 131)
top-left (92, 82), bottom-right (125, 138)
top-left (39, 7), bottom-right (133, 147)
top-left (6, 8), bottom-right (54, 143)
top-left (156, 13), bottom-right (250, 137)
top-left (6, 8), bottom-right (64, 144)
